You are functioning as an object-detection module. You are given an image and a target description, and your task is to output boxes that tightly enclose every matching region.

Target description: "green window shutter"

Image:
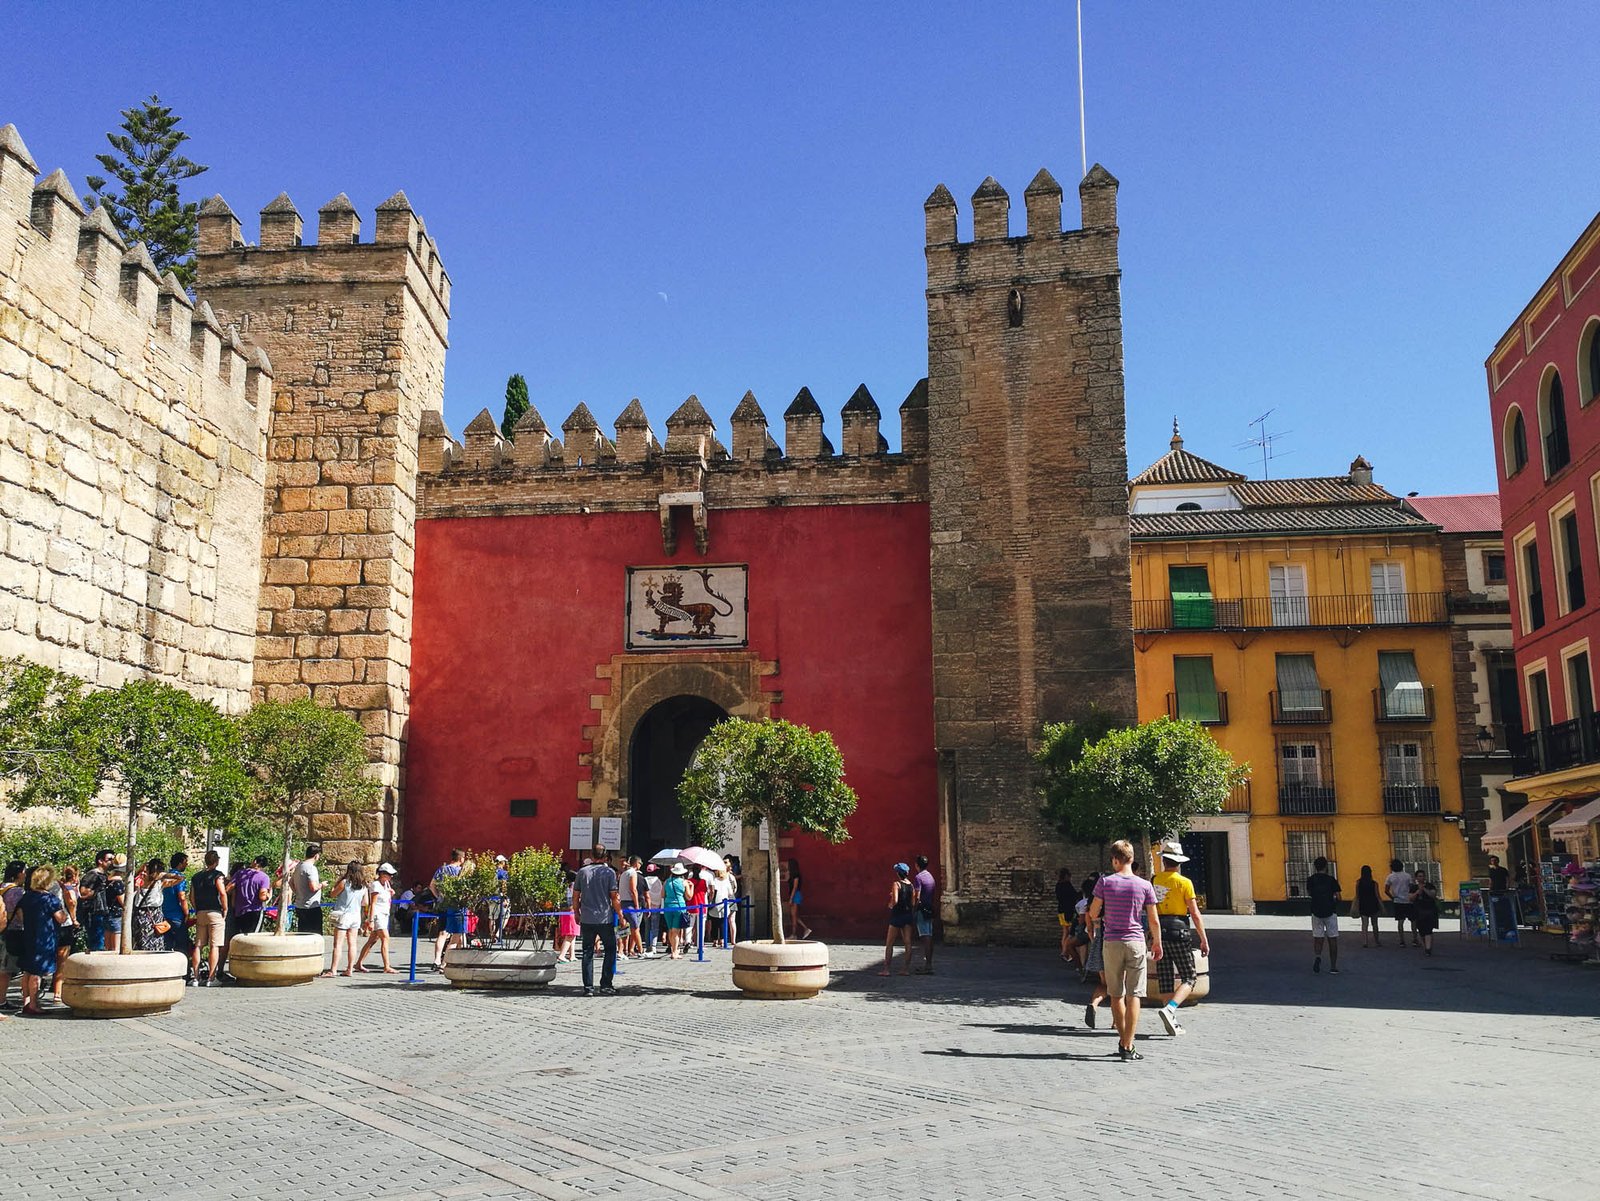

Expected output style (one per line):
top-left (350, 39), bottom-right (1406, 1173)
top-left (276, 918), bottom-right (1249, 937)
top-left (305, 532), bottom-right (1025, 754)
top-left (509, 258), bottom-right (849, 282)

top-left (1174, 656), bottom-right (1219, 722)
top-left (1168, 565), bottom-right (1214, 628)
top-left (1275, 654), bottom-right (1323, 712)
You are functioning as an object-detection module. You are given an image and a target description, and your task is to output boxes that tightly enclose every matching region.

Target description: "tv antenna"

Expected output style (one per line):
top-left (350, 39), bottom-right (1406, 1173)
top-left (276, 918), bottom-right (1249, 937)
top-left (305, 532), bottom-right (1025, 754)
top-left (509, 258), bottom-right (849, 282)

top-left (1235, 410), bottom-right (1292, 479)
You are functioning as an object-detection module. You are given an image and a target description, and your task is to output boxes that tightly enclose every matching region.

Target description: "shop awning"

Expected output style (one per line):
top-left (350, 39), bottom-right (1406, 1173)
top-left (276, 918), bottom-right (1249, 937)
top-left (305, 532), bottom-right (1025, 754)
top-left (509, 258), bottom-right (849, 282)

top-left (1550, 797), bottom-right (1600, 840)
top-left (1480, 799), bottom-right (1557, 854)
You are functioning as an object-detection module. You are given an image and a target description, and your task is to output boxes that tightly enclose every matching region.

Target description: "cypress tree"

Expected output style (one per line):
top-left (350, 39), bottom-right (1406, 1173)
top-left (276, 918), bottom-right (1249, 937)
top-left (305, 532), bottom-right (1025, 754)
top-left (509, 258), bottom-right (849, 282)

top-left (501, 373), bottom-right (531, 440)
top-left (85, 96), bottom-right (208, 288)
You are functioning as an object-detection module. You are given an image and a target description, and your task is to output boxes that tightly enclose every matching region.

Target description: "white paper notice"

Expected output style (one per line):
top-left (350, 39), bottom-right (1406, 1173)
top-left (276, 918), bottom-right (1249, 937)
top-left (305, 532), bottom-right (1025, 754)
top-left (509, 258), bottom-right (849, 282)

top-left (757, 819), bottom-right (770, 851)
top-left (568, 816), bottom-right (594, 851)
top-left (598, 817), bottom-right (623, 851)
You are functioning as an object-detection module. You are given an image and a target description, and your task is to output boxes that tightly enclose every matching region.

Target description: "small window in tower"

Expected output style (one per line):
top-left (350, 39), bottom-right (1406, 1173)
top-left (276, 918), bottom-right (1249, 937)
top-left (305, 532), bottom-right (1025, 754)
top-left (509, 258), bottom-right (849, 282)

top-left (1007, 288), bottom-right (1024, 327)
top-left (1176, 501), bottom-right (1202, 512)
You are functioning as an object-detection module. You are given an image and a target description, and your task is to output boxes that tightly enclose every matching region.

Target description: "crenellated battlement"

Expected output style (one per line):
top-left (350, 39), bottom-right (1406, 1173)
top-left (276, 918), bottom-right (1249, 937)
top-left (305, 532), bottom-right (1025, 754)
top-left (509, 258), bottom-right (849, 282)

top-left (0, 123), bottom-right (274, 435)
top-left (923, 165), bottom-right (1119, 290)
top-left (415, 381), bottom-right (930, 520)
top-left (195, 187), bottom-right (450, 338)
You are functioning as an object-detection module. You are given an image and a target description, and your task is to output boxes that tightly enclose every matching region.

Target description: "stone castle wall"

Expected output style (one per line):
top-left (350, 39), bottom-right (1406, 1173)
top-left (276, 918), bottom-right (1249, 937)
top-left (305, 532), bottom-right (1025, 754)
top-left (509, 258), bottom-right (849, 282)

top-left (0, 123), bottom-right (270, 709)
top-left (925, 168), bottom-right (1136, 941)
top-left (195, 190), bottom-right (450, 867)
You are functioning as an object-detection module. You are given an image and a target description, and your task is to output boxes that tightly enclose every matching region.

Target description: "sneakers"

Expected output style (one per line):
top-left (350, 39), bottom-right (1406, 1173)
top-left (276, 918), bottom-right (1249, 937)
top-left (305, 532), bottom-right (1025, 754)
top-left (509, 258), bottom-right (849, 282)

top-left (1083, 1002), bottom-right (1097, 1029)
top-left (1158, 1004), bottom-right (1184, 1036)
top-left (599, 985), bottom-right (617, 995)
top-left (1329, 966), bottom-right (1341, 974)
top-left (581, 986), bottom-right (595, 997)
top-left (1313, 957), bottom-right (1321, 973)
top-left (1116, 1045), bottom-right (1144, 1061)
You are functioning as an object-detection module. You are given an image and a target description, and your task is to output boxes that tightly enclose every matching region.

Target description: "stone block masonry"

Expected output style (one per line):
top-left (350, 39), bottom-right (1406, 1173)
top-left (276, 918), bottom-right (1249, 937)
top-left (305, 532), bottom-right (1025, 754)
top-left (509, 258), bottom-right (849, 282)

top-left (925, 167), bottom-right (1136, 942)
top-left (0, 123), bottom-right (271, 709)
top-left (196, 188), bottom-right (450, 869)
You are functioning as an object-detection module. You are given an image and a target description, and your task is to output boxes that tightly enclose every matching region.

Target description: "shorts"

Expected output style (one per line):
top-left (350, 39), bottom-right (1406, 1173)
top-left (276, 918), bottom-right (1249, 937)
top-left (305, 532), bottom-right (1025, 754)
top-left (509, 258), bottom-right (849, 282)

top-left (195, 911), bottom-right (225, 946)
top-left (1391, 902), bottom-right (1414, 924)
top-left (1413, 913), bottom-right (1438, 936)
top-left (295, 906), bottom-right (325, 935)
top-left (664, 911), bottom-right (689, 931)
top-left (1, 944), bottom-right (21, 975)
top-left (625, 911), bottom-right (642, 930)
top-left (369, 908), bottom-right (390, 932)
top-left (915, 912), bottom-right (934, 939)
top-left (1311, 914), bottom-right (1339, 939)
top-left (1156, 925), bottom-right (1197, 992)
top-left (165, 925), bottom-right (194, 955)
top-left (442, 909), bottom-right (468, 936)
top-left (1101, 939), bottom-right (1149, 999)
top-left (888, 913), bottom-right (914, 929)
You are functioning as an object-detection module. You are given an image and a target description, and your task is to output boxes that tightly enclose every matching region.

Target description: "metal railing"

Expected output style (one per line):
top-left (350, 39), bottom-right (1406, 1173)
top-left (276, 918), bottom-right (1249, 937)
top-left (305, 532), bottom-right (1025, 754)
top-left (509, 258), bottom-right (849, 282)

top-left (1270, 690), bottom-right (1332, 724)
top-left (1133, 592), bottom-right (1448, 632)
top-left (1166, 691), bottom-right (1229, 726)
top-left (1511, 713), bottom-right (1600, 777)
top-left (1372, 686), bottom-right (1435, 723)
top-left (1382, 785), bottom-right (1442, 815)
top-left (1278, 784), bottom-right (1337, 815)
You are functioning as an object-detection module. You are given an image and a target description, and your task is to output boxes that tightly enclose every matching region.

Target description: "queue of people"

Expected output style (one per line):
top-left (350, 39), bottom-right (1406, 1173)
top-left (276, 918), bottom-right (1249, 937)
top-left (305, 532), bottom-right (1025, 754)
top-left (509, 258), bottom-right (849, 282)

top-left (0, 843), bottom-right (410, 1013)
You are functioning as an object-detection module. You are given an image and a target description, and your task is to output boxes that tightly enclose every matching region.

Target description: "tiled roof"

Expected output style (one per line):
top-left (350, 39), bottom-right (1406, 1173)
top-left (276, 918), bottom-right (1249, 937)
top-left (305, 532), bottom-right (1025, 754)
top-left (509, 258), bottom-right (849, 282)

top-left (1129, 447), bottom-right (1246, 486)
top-left (1404, 493), bottom-right (1502, 534)
top-left (1233, 477), bottom-right (1395, 507)
top-left (1132, 503), bottom-right (1437, 540)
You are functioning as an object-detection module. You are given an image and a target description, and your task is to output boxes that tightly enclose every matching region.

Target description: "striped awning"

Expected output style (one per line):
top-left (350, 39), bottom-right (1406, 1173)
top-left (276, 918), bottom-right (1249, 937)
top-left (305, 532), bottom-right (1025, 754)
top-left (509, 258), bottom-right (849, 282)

top-left (1480, 799), bottom-right (1556, 854)
top-left (1550, 797), bottom-right (1600, 840)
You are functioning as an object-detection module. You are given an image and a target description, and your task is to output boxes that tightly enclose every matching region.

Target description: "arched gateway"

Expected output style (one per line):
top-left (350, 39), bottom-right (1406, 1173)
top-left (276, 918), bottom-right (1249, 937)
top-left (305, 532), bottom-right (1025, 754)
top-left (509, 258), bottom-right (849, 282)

top-left (628, 695), bottom-right (728, 855)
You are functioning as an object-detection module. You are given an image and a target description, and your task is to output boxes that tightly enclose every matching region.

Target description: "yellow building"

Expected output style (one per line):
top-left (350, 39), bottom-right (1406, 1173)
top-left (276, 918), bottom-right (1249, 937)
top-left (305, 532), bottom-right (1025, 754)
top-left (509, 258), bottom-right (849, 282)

top-left (1128, 426), bottom-right (1472, 911)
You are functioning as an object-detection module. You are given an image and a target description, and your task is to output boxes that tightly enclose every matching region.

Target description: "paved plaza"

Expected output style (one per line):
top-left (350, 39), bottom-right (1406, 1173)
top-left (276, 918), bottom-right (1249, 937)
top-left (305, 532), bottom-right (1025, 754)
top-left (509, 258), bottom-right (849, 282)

top-left (2, 915), bottom-right (1594, 1199)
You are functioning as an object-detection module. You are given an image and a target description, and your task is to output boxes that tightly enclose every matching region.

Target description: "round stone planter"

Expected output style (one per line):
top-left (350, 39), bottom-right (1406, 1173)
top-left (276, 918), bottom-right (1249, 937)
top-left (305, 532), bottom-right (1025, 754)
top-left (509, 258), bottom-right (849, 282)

top-left (1145, 947), bottom-right (1211, 1006)
top-left (227, 932), bottom-right (325, 986)
top-left (58, 950), bottom-right (188, 1018)
top-left (441, 945), bottom-right (558, 989)
top-left (731, 939), bottom-right (830, 999)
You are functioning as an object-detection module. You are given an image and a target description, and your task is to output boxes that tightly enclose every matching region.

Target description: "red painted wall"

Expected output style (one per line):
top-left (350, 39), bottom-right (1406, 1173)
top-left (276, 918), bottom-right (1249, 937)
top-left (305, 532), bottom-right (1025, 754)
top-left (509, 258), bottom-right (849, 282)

top-left (1488, 233), bottom-right (1600, 725)
top-left (407, 502), bottom-right (936, 936)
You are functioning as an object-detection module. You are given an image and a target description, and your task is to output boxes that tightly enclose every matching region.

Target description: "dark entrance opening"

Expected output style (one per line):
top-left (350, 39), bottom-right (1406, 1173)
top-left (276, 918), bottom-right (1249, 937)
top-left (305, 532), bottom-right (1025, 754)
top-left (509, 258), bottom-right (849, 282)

top-left (1180, 831), bottom-right (1232, 912)
top-left (627, 695), bottom-right (727, 856)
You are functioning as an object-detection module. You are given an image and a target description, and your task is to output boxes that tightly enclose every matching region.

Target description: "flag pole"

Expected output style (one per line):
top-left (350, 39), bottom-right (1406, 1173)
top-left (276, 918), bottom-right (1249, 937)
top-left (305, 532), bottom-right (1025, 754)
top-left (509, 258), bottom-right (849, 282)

top-left (1077, 0), bottom-right (1088, 177)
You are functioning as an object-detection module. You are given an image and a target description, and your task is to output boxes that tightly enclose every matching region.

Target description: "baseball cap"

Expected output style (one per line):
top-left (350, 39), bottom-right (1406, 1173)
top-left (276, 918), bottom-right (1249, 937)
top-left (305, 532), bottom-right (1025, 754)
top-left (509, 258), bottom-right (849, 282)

top-left (378, 862), bottom-right (397, 874)
top-left (494, 854), bottom-right (508, 863)
top-left (893, 861), bottom-right (909, 874)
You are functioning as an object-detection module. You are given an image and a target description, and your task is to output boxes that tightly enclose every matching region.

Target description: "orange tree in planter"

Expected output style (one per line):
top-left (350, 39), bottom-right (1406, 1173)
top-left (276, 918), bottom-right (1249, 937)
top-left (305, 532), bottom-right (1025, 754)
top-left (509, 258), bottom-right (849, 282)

top-left (677, 718), bottom-right (856, 944)
top-left (235, 698), bottom-right (379, 936)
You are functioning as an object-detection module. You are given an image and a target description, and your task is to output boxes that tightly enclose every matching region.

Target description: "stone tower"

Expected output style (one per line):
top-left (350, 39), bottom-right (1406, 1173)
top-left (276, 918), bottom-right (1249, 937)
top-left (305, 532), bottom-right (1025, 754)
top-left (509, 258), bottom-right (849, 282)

top-left (195, 190), bottom-right (450, 868)
top-left (924, 166), bottom-right (1135, 941)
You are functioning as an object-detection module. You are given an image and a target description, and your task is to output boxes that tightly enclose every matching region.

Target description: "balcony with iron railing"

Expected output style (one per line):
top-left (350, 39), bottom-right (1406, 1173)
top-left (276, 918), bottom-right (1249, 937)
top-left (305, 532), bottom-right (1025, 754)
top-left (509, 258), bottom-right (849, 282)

top-left (1270, 690), bottom-right (1333, 724)
top-left (1382, 784), bottom-right (1442, 815)
top-left (1372, 686), bottom-right (1436, 723)
top-left (1510, 713), bottom-right (1600, 778)
top-left (1166, 691), bottom-right (1229, 726)
top-left (1278, 783), bottom-right (1337, 815)
top-left (1134, 592), bottom-right (1449, 633)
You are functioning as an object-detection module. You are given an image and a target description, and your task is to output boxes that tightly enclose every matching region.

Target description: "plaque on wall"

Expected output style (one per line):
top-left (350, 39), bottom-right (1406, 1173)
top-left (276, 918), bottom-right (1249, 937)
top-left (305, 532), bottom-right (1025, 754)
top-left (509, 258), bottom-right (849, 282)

top-left (626, 565), bottom-right (748, 650)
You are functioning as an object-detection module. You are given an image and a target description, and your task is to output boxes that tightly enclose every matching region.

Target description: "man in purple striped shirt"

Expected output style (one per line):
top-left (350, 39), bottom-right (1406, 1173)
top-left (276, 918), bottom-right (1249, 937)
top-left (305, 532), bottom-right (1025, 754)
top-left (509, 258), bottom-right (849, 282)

top-left (1089, 840), bottom-right (1163, 1062)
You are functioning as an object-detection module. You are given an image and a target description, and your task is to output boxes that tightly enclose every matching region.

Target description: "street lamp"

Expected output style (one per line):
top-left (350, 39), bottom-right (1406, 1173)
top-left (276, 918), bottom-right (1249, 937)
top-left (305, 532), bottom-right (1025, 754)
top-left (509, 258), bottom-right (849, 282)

top-left (1476, 726), bottom-right (1496, 755)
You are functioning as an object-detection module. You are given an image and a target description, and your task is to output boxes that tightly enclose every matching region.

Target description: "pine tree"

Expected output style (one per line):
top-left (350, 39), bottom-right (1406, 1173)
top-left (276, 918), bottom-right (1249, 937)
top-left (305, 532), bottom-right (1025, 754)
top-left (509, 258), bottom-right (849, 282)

top-left (501, 373), bottom-right (531, 440)
top-left (85, 96), bottom-right (208, 288)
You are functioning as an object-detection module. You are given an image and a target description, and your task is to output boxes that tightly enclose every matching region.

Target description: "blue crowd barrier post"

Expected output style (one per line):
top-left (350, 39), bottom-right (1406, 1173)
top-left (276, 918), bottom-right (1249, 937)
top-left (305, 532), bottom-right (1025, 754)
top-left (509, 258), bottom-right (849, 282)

top-left (697, 905), bottom-right (705, 962)
top-left (407, 909), bottom-right (424, 983)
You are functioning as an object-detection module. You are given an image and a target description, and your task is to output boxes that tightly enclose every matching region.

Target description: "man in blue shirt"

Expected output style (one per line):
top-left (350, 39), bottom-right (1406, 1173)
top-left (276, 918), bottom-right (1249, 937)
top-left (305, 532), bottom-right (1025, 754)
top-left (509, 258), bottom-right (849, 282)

top-left (573, 845), bottom-right (621, 996)
top-left (161, 852), bottom-right (194, 981)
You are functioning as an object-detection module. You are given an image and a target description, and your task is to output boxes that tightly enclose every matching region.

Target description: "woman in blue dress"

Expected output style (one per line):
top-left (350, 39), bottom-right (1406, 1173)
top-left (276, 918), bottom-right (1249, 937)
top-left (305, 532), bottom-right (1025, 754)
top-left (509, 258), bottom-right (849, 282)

top-left (18, 865), bottom-right (70, 1015)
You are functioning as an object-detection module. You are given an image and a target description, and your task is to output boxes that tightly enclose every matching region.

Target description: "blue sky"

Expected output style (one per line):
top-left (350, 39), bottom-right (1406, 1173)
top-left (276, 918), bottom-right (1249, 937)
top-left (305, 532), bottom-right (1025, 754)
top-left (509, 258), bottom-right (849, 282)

top-left (5, 3), bottom-right (1597, 493)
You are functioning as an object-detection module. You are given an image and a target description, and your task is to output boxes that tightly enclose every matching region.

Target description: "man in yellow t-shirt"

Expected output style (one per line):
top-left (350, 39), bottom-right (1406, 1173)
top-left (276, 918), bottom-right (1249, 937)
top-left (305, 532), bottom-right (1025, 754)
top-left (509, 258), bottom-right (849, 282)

top-left (1150, 838), bottom-right (1211, 1036)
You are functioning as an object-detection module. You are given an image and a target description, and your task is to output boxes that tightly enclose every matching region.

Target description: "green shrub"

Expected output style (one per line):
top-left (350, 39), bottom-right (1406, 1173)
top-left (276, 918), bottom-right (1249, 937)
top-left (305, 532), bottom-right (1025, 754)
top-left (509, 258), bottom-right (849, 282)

top-left (0, 819), bottom-right (186, 872)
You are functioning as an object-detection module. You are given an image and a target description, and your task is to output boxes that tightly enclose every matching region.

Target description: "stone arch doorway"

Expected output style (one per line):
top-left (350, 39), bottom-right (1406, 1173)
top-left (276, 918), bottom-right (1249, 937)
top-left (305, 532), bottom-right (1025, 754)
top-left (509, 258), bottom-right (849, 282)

top-left (582, 650), bottom-right (777, 855)
top-left (627, 695), bottom-right (727, 856)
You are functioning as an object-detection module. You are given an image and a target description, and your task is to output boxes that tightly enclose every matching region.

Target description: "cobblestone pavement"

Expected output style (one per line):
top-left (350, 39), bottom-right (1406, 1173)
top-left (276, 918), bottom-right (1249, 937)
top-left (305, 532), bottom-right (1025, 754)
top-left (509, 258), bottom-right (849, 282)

top-left (2, 915), bottom-right (1594, 1199)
